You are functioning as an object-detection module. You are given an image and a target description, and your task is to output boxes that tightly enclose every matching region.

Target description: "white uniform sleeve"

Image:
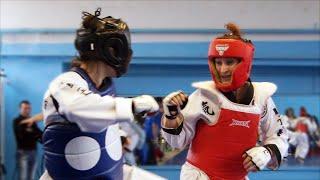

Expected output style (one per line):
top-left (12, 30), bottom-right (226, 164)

top-left (161, 90), bottom-right (202, 149)
top-left (43, 72), bottom-right (134, 132)
top-left (259, 98), bottom-right (289, 169)
top-left (309, 120), bottom-right (318, 134)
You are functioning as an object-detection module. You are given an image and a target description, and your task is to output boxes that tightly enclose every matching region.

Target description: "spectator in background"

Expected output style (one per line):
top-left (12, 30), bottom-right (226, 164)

top-left (313, 115), bottom-right (320, 148)
top-left (151, 97), bottom-right (164, 143)
top-left (284, 107), bottom-right (297, 130)
top-left (300, 106), bottom-right (309, 117)
top-left (283, 107), bottom-right (319, 163)
top-left (282, 114), bottom-right (309, 163)
top-left (13, 100), bottom-right (42, 180)
top-left (151, 97), bottom-right (164, 162)
top-left (298, 107), bottom-right (320, 153)
top-left (295, 106), bottom-right (314, 133)
top-left (311, 115), bottom-right (319, 128)
top-left (140, 97), bottom-right (164, 165)
top-left (20, 113), bottom-right (43, 127)
top-left (119, 120), bottom-right (146, 165)
top-left (141, 113), bottom-right (157, 165)
top-left (295, 107), bottom-right (317, 137)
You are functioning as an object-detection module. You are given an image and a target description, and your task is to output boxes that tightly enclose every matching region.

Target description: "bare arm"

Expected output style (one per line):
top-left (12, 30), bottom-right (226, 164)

top-left (20, 113), bottom-right (44, 127)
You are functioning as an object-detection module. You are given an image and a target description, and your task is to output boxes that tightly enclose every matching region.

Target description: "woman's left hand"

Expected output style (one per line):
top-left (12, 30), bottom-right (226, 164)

top-left (242, 153), bottom-right (259, 172)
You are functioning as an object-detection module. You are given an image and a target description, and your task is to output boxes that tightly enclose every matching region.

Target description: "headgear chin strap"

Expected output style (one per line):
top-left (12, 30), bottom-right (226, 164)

top-left (75, 8), bottom-right (132, 77)
top-left (208, 38), bottom-right (255, 92)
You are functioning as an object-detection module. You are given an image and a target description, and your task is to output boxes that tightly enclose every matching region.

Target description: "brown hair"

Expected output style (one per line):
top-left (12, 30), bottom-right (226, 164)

top-left (81, 10), bottom-right (103, 31)
top-left (217, 23), bottom-right (252, 44)
top-left (70, 57), bottom-right (83, 68)
top-left (71, 9), bottom-right (105, 67)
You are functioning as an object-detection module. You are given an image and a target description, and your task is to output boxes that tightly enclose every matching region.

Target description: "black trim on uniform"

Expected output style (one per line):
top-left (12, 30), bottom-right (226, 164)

top-left (251, 160), bottom-right (261, 171)
top-left (162, 122), bottom-right (184, 135)
top-left (50, 95), bottom-right (69, 121)
top-left (165, 115), bottom-right (177, 120)
top-left (264, 144), bottom-right (282, 166)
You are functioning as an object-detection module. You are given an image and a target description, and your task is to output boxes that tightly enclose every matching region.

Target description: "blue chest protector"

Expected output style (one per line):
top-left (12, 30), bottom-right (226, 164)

top-left (43, 67), bottom-right (122, 180)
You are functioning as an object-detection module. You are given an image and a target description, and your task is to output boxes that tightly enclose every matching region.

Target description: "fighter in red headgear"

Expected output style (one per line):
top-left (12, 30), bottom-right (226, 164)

top-left (208, 25), bottom-right (255, 92)
top-left (161, 23), bottom-right (289, 180)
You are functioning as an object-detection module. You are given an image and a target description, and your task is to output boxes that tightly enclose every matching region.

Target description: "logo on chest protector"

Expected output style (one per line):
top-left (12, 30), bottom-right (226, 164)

top-left (202, 101), bottom-right (215, 116)
top-left (229, 119), bottom-right (250, 128)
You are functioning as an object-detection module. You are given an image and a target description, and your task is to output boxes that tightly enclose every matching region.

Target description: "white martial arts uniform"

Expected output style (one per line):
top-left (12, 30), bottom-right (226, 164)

top-left (43, 71), bottom-right (134, 132)
top-left (162, 81), bottom-right (289, 180)
top-left (283, 115), bottom-right (317, 159)
top-left (41, 69), bottom-right (134, 179)
top-left (40, 68), bottom-right (164, 180)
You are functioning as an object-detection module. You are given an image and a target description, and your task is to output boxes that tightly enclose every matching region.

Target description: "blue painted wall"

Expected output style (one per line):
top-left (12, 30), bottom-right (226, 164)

top-left (1, 40), bottom-right (319, 179)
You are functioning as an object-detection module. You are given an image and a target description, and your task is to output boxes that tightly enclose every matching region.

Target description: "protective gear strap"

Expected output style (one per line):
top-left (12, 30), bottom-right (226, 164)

top-left (246, 146), bottom-right (271, 171)
top-left (264, 144), bottom-right (282, 167)
top-left (164, 105), bottom-right (179, 120)
top-left (163, 91), bottom-right (188, 120)
top-left (162, 122), bottom-right (184, 135)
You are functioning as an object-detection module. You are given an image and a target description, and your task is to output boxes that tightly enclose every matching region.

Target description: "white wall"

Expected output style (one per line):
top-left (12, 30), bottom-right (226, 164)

top-left (1, 0), bottom-right (319, 29)
top-left (1, 0), bottom-right (319, 43)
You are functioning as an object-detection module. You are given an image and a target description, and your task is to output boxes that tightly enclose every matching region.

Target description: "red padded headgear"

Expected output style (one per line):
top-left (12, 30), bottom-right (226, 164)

top-left (208, 38), bottom-right (255, 92)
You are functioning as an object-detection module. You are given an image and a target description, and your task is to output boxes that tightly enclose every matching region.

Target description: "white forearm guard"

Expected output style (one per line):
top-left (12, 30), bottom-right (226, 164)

top-left (246, 146), bottom-right (271, 170)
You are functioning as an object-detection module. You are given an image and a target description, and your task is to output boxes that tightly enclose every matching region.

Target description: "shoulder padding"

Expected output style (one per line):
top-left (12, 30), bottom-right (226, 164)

top-left (252, 82), bottom-right (277, 107)
top-left (192, 81), bottom-right (217, 92)
top-left (191, 81), bottom-right (222, 99)
top-left (190, 81), bottom-right (221, 125)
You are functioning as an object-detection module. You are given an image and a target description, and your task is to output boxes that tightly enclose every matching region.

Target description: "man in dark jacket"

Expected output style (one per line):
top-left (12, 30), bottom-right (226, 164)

top-left (13, 100), bottom-right (42, 180)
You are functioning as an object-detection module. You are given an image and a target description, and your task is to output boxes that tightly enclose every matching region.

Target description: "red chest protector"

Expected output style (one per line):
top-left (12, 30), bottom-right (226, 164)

top-left (296, 122), bottom-right (308, 133)
top-left (186, 108), bottom-right (260, 180)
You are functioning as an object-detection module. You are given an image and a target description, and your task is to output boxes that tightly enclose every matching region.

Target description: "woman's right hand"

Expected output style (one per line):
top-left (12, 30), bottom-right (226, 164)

top-left (162, 91), bottom-right (188, 129)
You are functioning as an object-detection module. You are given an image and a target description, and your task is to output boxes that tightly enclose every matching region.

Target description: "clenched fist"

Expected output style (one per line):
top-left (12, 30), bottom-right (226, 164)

top-left (162, 91), bottom-right (188, 128)
top-left (132, 95), bottom-right (159, 115)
